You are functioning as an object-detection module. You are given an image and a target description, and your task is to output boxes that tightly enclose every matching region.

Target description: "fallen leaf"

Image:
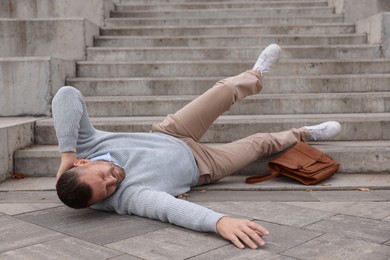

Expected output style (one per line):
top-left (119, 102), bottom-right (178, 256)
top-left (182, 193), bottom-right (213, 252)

top-left (177, 193), bottom-right (191, 199)
top-left (357, 188), bottom-right (370, 191)
top-left (200, 189), bottom-right (208, 193)
top-left (11, 172), bottom-right (25, 179)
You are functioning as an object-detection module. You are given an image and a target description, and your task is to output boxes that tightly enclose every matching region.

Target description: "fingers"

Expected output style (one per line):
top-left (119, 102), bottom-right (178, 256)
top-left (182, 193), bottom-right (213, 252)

top-left (239, 225), bottom-right (266, 249)
top-left (216, 217), bottom-right (270, 250)
top-left (248, 221), bottom-right (269, 237)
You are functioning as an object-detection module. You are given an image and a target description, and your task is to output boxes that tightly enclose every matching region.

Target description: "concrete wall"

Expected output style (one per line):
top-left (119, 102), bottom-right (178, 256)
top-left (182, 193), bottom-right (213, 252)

top-left (0, 57), bottom-right (75, 116)
top-left (0, 118), bottom-right (37, 182)
top-left (0, 0), bottom-right (114, 26)
top-left (328, 0), bottom-right (390, 23)
top-left (357, 12), bottom-right (390, 58)
top-left (0, 18), bottom-right (99, 60)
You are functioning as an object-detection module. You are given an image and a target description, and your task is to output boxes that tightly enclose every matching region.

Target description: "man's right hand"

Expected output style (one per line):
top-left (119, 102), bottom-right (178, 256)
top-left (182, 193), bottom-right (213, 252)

top-left (216, 216), bottom-right (269, 249)
top-left (56, 152), bottom-right (77, 180)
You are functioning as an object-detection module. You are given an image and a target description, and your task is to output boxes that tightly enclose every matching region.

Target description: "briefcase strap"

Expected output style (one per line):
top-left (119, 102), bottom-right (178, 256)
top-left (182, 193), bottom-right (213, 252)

top-left (245, 171), bottom-right (280, 184)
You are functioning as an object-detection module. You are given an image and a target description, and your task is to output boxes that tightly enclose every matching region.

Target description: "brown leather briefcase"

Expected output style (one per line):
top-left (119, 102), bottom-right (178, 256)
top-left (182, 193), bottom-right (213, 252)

top-left (246, 141), bottom-right (340, 185)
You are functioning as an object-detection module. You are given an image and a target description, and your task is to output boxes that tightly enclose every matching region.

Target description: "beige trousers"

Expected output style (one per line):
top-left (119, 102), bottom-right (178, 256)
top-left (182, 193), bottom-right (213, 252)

top-left (151, 70), bottom-right (310, 185)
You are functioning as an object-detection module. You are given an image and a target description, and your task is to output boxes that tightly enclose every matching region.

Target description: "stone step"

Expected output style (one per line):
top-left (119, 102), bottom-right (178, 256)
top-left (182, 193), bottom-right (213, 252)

top-left (13, 141), bottom-right (390, 177)
top-left (65, 74), bottom-right (390, 96)
top-left (100, 24), bottom-right (355, 37)
top-left (76, 59), bottom-right (390, 77)
top-left (105, 15), bottom-right (344, 27)
top-left (86, 45), bottom-right (380, 62)
top-left (34, 113), bottom-right (390, 145)
top-left (120, 0), bottom-right (325, 4)
top-left (83, 92), bottom-right (390, 117)
top-left (110, 6), bottom-right (335, 18)
top-left (114, 0), bottom-right (328, 11)
top-left (94, 34), bottom-right (367, 47)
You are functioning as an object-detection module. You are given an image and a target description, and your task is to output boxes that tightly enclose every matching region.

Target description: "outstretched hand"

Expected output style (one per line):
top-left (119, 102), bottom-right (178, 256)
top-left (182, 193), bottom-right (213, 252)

top-left (216, 216), bottom-right (269, 249)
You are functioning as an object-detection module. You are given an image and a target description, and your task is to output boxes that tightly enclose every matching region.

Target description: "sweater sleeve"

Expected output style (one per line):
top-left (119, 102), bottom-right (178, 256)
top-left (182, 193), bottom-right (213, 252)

top-left (52, 86), bottom-right (96, 153)
top-left (117, 186), bottom-right (225, 233)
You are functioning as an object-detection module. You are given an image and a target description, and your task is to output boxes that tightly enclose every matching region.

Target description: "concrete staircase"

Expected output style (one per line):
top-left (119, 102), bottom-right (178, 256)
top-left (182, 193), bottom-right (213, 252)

top-left (14, 0), bottom-right (390, 179)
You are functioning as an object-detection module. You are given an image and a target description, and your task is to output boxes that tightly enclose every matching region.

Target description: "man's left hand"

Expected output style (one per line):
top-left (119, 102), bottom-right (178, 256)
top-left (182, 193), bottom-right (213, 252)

top-left (216, 216), bottom-right (269, 249)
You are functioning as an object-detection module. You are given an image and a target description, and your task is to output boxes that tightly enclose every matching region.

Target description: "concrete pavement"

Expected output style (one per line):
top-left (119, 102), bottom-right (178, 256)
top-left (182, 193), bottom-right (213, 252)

top-left (0, 175), bottom-right (389, 259)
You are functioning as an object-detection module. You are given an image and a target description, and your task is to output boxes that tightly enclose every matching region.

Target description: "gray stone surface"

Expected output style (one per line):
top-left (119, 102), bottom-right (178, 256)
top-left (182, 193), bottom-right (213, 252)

top-left (0, 177), bottom-right (390, 259)
top-left (284, 202), bottom-right (390, 219)
top-left (17, 207), bottom-right (167, 245)
top-left (305, 214), bottom-right (390, 243)
top-left (0, 19), bottom-right (98, 60)
top-left (0, 57), bottom-right (75, 116)
top-left (0, 237), bottom-right (122, 260)
top-left (0, 117), bottom-right (37, 182)
top-left (0, 215), bottom-right (64, 253)
top-left (284, 233), bottom-right (390, 260)
top-left (0, 0), bottom-right (114, 27)
top-left (106, 228), bottom-right (227, 260)
top-left (198, 201), bottom-right (335, 228)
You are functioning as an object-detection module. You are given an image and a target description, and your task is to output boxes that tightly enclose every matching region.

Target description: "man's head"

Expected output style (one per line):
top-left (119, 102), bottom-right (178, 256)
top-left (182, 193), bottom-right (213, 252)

top-left (56, 160), bottom-right (126, 209)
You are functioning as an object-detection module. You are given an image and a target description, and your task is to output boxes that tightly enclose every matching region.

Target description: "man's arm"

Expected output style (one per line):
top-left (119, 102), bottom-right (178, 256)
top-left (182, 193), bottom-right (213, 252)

top-left (56, 152), bottom-right (77, 180)
top-left (116, 187), bottom-right (269, 249)
top-left (52, 86), bottom-right (97, 178)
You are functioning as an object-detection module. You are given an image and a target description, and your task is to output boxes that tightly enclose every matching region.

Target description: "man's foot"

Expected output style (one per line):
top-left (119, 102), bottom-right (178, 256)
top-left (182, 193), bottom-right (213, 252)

top-left (304, 121), bottom-right (341, 141)
top-left (253, 43), bottom-right (281, 74)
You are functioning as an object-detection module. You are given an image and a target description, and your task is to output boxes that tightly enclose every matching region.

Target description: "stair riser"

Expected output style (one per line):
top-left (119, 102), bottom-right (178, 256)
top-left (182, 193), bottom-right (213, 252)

top-left (87, 46), bottom-right (380, 62)
top-left (100, 25), bottom-right (354, 37)
top-left (34, 120), bottom-right (390, 145)
top-left (115, 2), bottom-right (328, 11)
top-left (84, 95), bottom-right (390, 116)
top-left (94, 35), bottom-right (367, 47)
top-left (105, 16), bottom-right (344, 27)
top-left (76, 61), bottom-right (390, 77)
top-left (120, 0), bottom-right (318, 4)
top-left (66, 76), bottom-right (390, 96)
top-left (14, 147), bottom-right (390, 177)
top-left (110, 7), bottom-right (334, 18)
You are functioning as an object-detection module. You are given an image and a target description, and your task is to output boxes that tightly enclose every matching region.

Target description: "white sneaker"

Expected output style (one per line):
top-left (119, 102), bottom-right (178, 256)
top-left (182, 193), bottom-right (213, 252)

top-left (253, 44), bottom-right (281, 74)
top-left (304, 121), bottom-right (341, 141)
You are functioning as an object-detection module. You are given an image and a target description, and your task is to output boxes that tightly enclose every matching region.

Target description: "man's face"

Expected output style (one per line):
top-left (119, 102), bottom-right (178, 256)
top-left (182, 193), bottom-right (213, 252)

top-left (77, 161), bottom-right (126, 205)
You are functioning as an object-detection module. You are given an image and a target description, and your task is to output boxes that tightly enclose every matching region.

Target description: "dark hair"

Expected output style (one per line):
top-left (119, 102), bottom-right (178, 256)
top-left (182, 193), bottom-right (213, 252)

top-left (56, 168), bottom-right (92, 209)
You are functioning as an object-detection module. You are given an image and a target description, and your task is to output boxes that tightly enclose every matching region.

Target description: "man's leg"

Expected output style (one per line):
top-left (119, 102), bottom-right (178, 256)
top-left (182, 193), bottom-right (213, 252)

top-left (151, 70), bottom-right (263, 141)
top-left (195, 128), bottom-right (308, 185)
top-left (195, 121), bottom-right (342, 185)
top-left (151, 44), bottom-right (282, 141)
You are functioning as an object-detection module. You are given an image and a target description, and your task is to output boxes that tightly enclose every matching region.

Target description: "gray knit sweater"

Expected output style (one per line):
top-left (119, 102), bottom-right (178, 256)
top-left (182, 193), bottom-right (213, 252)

top-left (52, 86), bottom-right (224, 232)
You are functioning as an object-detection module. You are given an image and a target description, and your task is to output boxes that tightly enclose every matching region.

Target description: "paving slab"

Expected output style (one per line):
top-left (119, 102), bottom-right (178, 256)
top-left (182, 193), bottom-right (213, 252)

top-left (0, 215), bottom-right (64, 253)
top-left (0, 190), bottom-right (60, 203)
top-left (284, 233), bottom-right (390, 260)
top-left (0, 203), bottom-right (62, 215)
top-left (190, 244), bottom-right (293, 260)
top-left (0, 237), bottom-right (122, 260)
top-left (305, 214), bottom-right (390, 244)
top-left (0, 177), bottom-right (55, 191)
top-left (309, 190), bottom-right (389, 201)
top-left (283, 202), bottom-right (390, 220)
top-left (16, 206), bottom-right (167, 245)
top-left (109, 255), bottom-right (143, 260)
top-left (253, 221), bottom-right (322, 254)
top-left (106, 227), bottom-right (228, 260)
top-left (374, 190), bottom-right (390, 200)
top-left (188, 190), bottom-right (319, 202)
top-left (197, 201), bottom-right (335, 228)
top-left (194, 174), bottom-right (390, 191)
